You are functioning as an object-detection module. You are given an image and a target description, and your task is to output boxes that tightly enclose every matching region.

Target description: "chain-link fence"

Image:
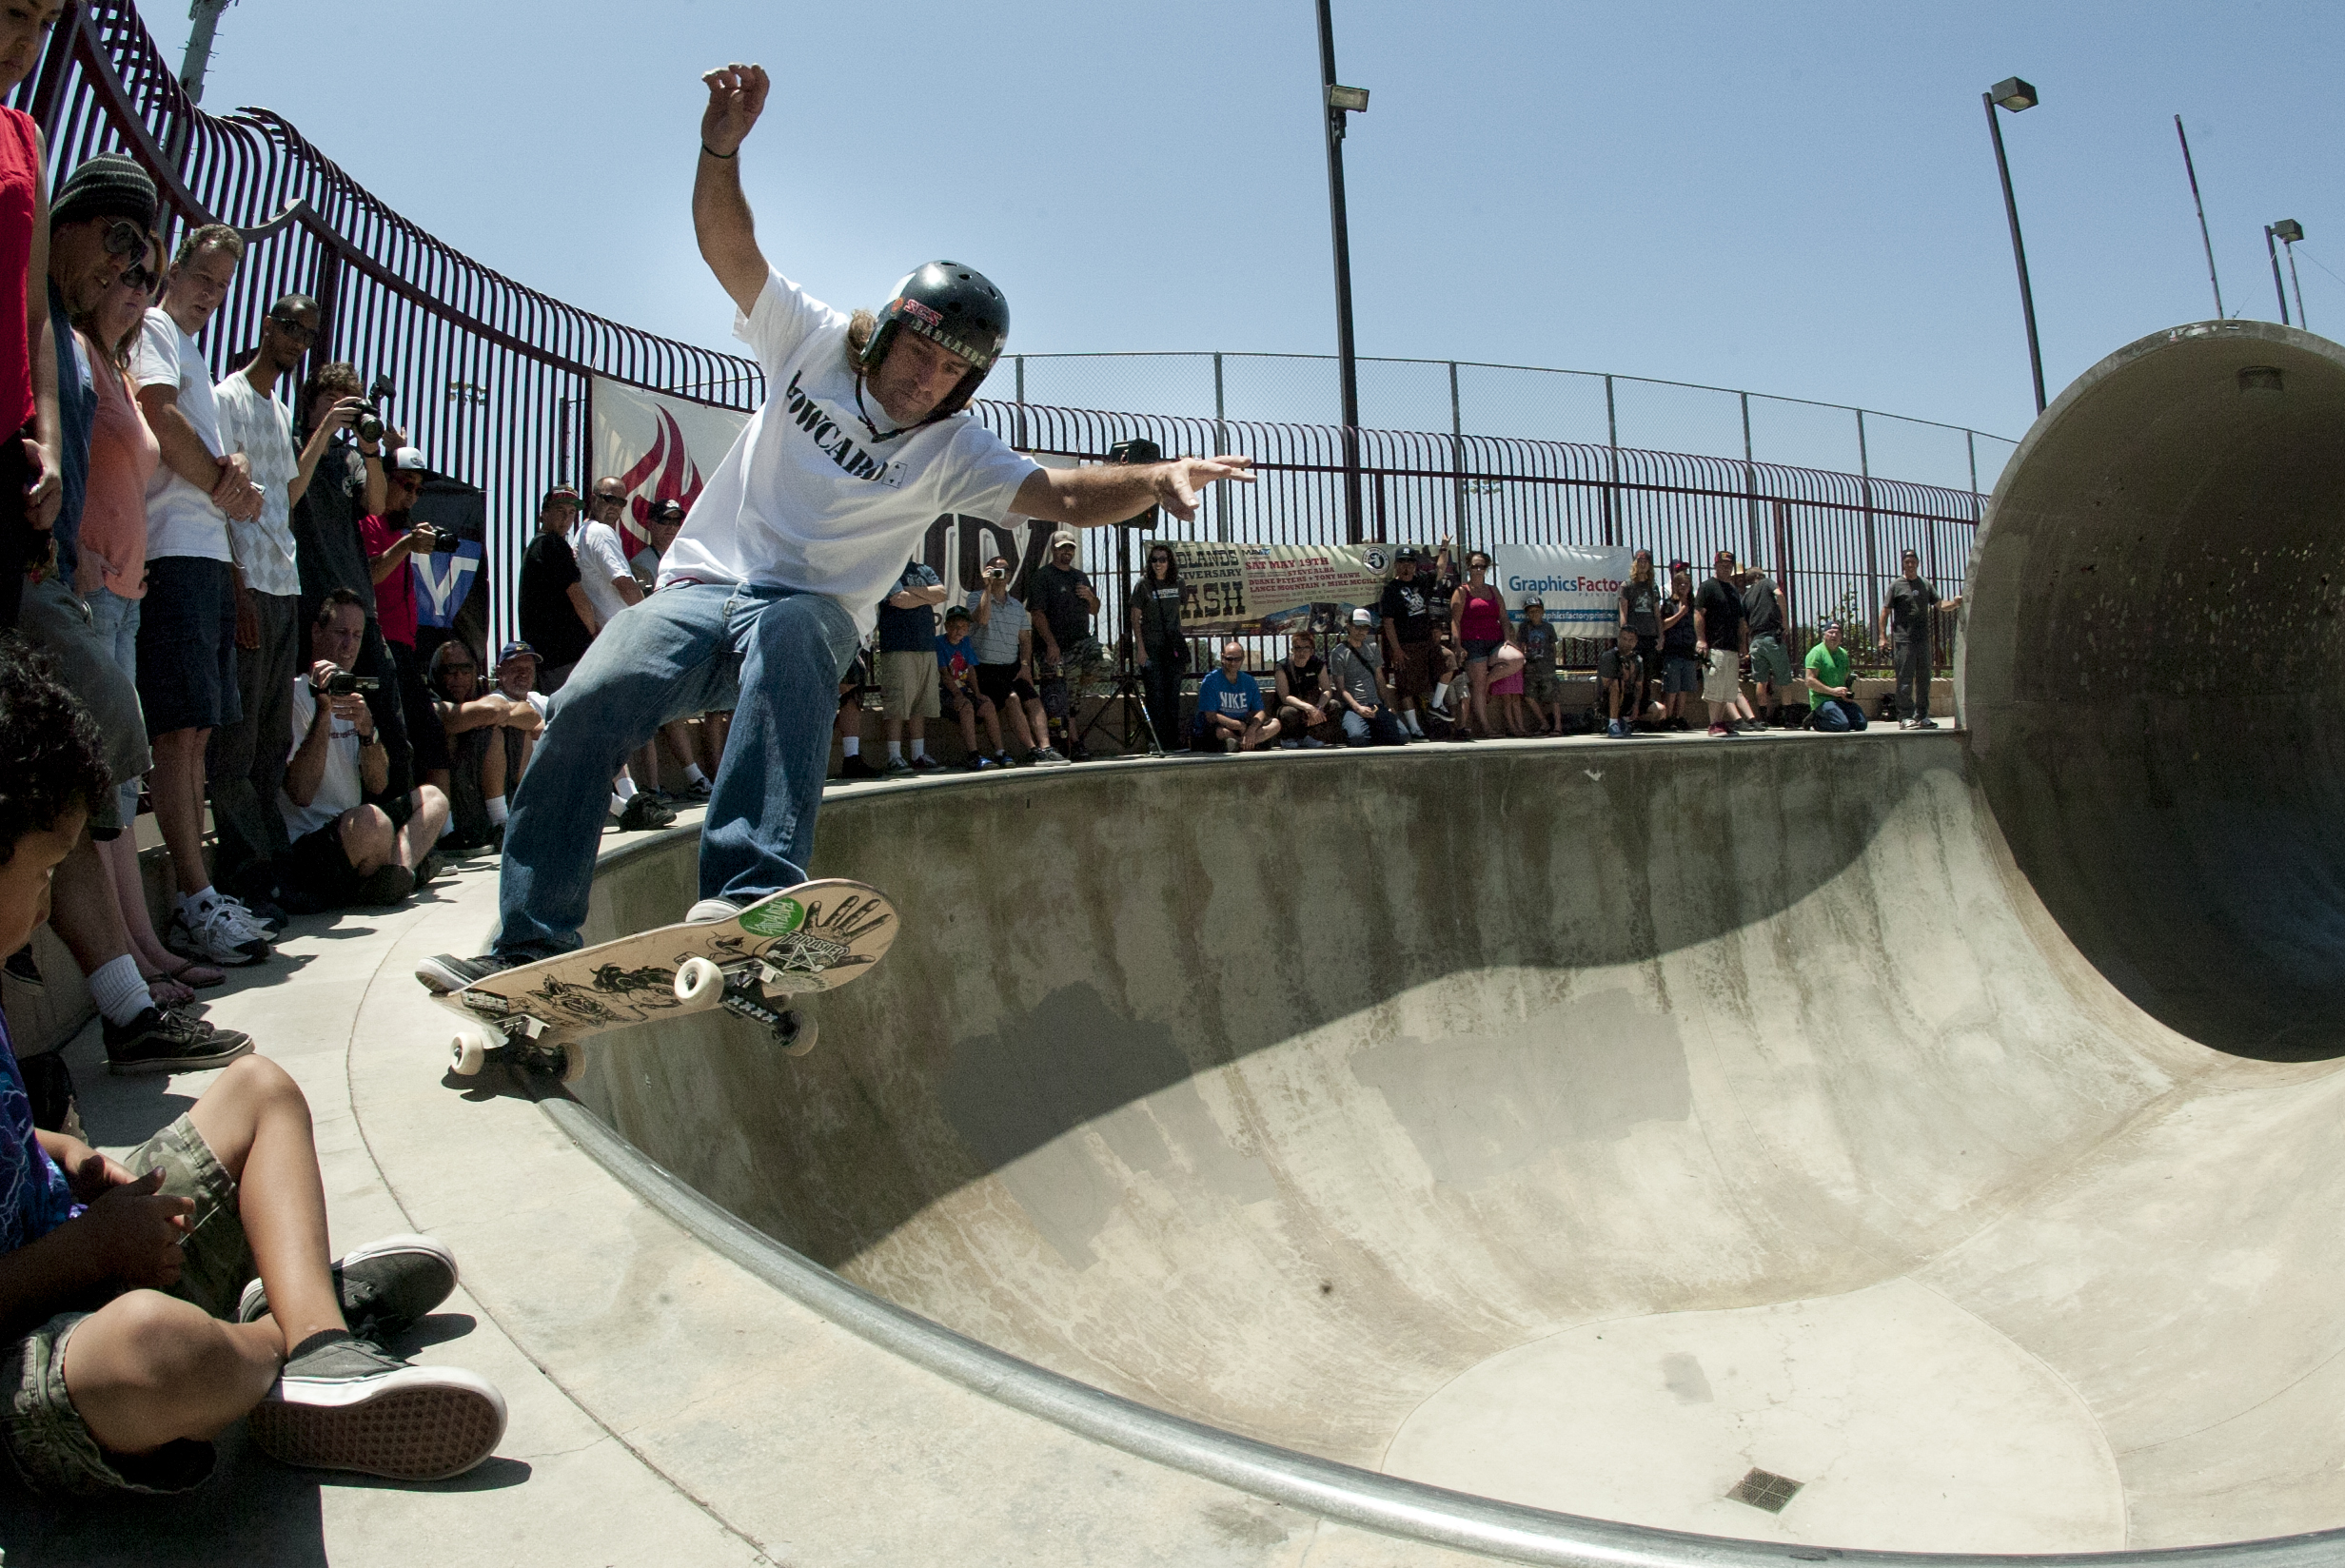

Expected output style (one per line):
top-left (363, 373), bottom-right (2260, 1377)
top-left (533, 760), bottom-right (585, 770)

top-left (1008, 353), bottom-right (2014, 499)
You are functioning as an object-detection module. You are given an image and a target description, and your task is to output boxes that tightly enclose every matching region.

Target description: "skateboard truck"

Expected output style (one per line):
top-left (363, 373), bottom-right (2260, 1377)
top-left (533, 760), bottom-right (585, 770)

top-left (674, 956), bottom-right (818, 1057)
top-left (447, 1022), bottom-right (584, 1083)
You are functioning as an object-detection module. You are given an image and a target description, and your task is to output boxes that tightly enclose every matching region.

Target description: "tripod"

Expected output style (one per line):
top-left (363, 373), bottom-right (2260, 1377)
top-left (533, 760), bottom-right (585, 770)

top-left (1074, 520), bottom-right (1167, 757)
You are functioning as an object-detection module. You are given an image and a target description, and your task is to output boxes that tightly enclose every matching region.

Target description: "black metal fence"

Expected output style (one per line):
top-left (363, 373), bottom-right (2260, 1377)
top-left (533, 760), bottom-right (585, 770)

top-left (20, 0), bottom-right (1977, 676)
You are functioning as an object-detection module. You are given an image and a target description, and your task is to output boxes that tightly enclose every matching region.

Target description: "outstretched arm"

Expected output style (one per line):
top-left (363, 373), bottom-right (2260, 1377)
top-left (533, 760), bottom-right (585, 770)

top-left (1013, 456), bottom-right (1254, 528)
top-left (696, 63), bottom-right (774, 317)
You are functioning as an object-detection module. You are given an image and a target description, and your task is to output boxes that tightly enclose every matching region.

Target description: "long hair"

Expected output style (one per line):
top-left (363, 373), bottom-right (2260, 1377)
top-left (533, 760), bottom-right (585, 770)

top-left (844, 308), bottom-right (877, 375)
top-left (1137, 540), bottom-right (1182, 596)
top-left (70, 230), bottom-right (166, 369)
top-left (1629, 552), bottom-right (1655, 586)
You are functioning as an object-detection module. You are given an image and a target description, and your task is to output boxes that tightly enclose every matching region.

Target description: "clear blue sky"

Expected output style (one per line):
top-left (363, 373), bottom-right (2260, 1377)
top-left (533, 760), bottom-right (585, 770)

top-left (165, 0), bottom-right (2340, 461)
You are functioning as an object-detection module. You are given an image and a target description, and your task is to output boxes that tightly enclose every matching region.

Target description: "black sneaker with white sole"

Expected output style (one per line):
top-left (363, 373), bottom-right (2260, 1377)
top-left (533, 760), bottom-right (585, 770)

top-left (414, 951), bottom-right (517, 995)
top-left (246, 1331), bottom-right (505, 1481)
top-left (238, 1234), bottom-right (459, 1344)
top-left (104, 1008), bottom-right (254, 1075)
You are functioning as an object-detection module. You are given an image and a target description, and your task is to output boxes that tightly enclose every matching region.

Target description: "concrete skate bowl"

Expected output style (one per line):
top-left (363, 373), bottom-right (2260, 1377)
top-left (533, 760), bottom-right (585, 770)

top-left (545, 327), bottom-right (2345, 1565)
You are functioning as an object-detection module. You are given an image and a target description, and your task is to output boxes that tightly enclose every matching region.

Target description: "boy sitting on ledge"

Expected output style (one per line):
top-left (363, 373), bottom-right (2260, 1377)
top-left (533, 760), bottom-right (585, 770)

top-left (0, 644), bottom-right (504, 1495)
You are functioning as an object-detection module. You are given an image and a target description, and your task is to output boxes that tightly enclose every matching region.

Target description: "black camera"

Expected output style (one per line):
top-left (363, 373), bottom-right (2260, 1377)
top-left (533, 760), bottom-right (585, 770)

top-left (417, 523), bottom-right (460, 554)
top-left (321, 671), bottom-right (381, 696)
top-left (354, 373), bottom-right (395, 444)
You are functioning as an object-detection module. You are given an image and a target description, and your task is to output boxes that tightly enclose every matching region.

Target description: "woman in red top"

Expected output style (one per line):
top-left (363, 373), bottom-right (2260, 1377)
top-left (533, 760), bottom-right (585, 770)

top-left (1448, 549), bottom-right (1508, 739)
top-left (0, 2), bottom-right (68, 631)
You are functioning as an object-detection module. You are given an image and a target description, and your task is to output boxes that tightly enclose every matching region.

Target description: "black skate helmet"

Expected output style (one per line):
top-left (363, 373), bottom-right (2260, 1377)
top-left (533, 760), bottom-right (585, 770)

top-left (859, 261), bottom-right (1010, 421)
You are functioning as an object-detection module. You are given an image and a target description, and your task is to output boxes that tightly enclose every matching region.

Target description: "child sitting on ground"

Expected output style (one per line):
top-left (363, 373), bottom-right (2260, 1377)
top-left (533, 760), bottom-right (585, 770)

top-left (0, 643), bottom-right (504, 1496)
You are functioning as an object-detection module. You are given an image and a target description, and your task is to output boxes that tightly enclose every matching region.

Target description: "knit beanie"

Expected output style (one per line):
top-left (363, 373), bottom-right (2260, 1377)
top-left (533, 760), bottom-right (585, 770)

top-left (49, 153), bottom-right (158, 233)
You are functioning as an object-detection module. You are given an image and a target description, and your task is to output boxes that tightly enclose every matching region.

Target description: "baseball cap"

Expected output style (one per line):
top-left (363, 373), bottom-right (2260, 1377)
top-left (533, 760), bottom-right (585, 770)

top-left (498, 640), bottom-right (540, 664)
top-left (649, 498), bottom-right (686, 522)
top-left (1350, 606), bottom-right (1374, 626)
top-left (391, 447), bottom-right (431, 475)
top-left (943, 605), bottom-right (972, 623)
top-left (1523, 595), bottom-right (1544, 608)
top-left (1394, 546), bottom-right (1421, 562)
top-left (541, 483), bottom-right (581, 510)
top-left (1050, 530), bottom-right (1079, 550)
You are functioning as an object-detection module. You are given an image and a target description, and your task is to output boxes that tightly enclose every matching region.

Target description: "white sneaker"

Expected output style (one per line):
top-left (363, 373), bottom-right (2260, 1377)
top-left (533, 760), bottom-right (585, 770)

top-left (169, 900), bottom-right (269, 967)
top-left (685, 898), bottom-right (743, 925)
top-left (208, 896), bottom-right (275, 946)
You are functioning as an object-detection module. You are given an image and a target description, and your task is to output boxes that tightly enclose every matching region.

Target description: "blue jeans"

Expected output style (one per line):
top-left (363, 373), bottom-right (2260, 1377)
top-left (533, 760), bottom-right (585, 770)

top-left (492, 581), bottom-right (858, 960)
top-left (80, 585), bottom-right (146, 827)
top-left (1811, 697), bottom-right (1868, 732)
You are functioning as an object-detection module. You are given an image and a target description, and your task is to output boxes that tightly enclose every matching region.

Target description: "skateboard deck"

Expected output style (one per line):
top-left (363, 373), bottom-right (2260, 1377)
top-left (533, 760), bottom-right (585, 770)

top-left (435, 878), bottom-right (897, 1081)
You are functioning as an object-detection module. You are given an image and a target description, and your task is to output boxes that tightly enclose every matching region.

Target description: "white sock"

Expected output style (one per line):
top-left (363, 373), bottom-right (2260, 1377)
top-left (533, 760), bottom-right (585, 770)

top-left (681, 764), bottom-right (708, 786)
top-left (89, 954), bottom-right (151, 1027)
top-left (612, 773), bottom-right (638, 802)
top-left (485, 795), bottom-right (508, 827)
top-left (610, 794), bottom-right (628, 816)
top-left (841, 737), bottom-right (860, 757)
top-left (1431, 682), bottom-right (1449, 706)
top-left (910, 739), bottom-right (928, 760)
top-left (886, 740), bottom-right (902, 761)
top-left (1406, 711), bottom-right (1426, 735)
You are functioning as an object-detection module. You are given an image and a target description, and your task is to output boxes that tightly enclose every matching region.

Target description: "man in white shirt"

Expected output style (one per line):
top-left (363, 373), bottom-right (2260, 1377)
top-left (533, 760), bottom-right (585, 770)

top-left (131, 225), bottom-right (274, 967)
top-left (417, 62), bottom-right (1253, 987)
top-left (211, 292), bottom-right (342, 898)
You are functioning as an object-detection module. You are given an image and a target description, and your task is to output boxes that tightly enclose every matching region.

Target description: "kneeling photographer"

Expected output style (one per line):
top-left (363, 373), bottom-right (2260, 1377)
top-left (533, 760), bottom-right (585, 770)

top-left (231, 590), bottom-right (450, 913)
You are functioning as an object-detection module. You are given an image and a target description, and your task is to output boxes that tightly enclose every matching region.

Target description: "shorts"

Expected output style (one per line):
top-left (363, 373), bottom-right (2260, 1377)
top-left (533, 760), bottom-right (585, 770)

top-left (274, 817), bottom-right (368, 913)
top-left (1748, 634), bottom-right (1794, 688)
top-left (1525, 666), bottom-right (1560, 704)
top-left (3, 1114), bottom-right (251, 1499)
top-left (135, 555), bottom-right (240, 737)
top-left (1463, 637), bottom-right (1505, 664)
top-left (939, 676), bottom-right (982, 719)
top-left (1703, 646), bottom-right (1744, 703)
top-left (1663, 652), bottom-right (1703, 694)
top-left (1390, 638), bottom-right (1436, 700)
top-left (975, 662), bottom-right (1037, 708)
top-left (877, 650), bottom-right (939, 720)
top-left (17, 577), bottom-right (149, 834)
top-left (1037, 637), bottom-right (1104, 720)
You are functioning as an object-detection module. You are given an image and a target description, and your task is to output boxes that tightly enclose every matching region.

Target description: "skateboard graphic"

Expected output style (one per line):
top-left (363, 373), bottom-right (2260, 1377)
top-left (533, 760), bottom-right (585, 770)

top-left (435, 879), bottom-right (897, 1082)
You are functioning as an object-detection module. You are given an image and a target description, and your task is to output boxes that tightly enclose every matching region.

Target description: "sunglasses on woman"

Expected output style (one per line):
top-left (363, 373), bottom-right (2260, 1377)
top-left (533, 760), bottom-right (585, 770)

top-left (115, 264), bottom-right (160, 295)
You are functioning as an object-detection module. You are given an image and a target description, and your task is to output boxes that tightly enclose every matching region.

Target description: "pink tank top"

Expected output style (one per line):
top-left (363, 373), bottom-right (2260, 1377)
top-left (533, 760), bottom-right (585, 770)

top-left (1459, 581), bottom-right (1505, 641)
top-left (77, 342), bottom-right (160, 598)
top-left (0, 108), bottom-right (38, 437)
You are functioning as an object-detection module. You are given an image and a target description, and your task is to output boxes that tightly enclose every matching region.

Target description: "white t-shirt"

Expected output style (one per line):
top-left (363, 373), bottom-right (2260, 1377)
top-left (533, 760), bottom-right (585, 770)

top-left (281, 679), bottom-right (363, 839)
top-left (656, 269), bottom-right (1039, 639)
top-left (129, 308), bottom-right (232, 563)
top-left (574, 519), bottom-right (637, 627)
top-left (211, 371), bottom-right (303, 598)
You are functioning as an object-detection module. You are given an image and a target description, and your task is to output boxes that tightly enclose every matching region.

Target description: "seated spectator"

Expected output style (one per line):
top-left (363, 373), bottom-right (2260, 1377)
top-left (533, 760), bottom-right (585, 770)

top-left (255, 592), bottom-right (450, 912)
top-left (1804, 621), bottom-right (1867, 732)
top-left (967, 552), bottom-right (1054, 765)
top-left (1599, 625), bottom-right (1644, 740)
top-left (0, 642), bottom-right (506, 1490)
top-left (430, 639), bottom-right (541, 852)
top-left (1192, 641), bottom-right (1278, 753)
top-left (1329, 608), bottom-right (1405, 746)
top-left (1518, 597), bottom-right (1564, 736)
top-left (1271, 629), bottom-right (1334, 749)
top-left (935, 607), bottom-right (1003, 770)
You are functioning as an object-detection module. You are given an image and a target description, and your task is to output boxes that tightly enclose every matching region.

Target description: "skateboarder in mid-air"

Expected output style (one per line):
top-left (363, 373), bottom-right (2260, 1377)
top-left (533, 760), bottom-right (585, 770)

top-left (418, 62), bottom-right (1253, 995)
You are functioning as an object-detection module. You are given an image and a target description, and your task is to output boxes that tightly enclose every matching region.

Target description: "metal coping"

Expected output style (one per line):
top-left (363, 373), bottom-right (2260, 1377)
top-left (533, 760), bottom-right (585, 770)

top-left (541, 803), bottom-right (2345, 1568)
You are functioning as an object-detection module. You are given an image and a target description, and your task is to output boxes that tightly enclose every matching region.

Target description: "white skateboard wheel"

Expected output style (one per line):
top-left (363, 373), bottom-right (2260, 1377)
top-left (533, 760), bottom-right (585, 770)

top-left (450, 1029), bottom-right (489, 1076)
top-left (782, 1014), bottom-right (818, 1058)
top-left (559, 1042), bottom-right (588, 1083)
top-left (676, 956), bottom-right (723, 1004)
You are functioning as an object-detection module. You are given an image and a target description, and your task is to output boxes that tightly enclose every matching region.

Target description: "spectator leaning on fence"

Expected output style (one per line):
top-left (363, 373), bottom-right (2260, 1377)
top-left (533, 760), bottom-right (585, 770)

top-left (969, 551), bottom-right (1055, 766)
top-left (1028, 529), bottom-right (1102, 761)
top-left (1330, 607), bottom-right (1405, 746)
top-left (1739, 560), bottom-right (1794, 730)
top-left (133, 223), bottom-right (278, 968)
top-left (1376, 546), bottom-right (1438, 742)
top-left (416, 61), bottom-right (1251, 992)
top-left (1803, 620), bottom-right (1867, 733)
top-left (1130, 540), bottom-right (1187, 755)
top-left (1192, 640), bottom-right (1278, 753)
top-left (1881, 547), bottom-right (1960, 730)
top-left (1694, 549), bottom-right (1756, 738)
top-left (207, 293), bottom-right (326, 899)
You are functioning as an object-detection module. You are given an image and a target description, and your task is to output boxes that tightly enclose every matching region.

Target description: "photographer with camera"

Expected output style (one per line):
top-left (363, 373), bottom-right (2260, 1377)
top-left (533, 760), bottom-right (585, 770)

top-left (288, 363), bottom-right (407, 785)
top-left (968, 551), bottom-right (1054, 766)
top-left (259, 590), bottom-right (447, 912)
top-left (415, 61), bottom-right (1251, 990)
top-left (358, 448), bottom-right (456, 799)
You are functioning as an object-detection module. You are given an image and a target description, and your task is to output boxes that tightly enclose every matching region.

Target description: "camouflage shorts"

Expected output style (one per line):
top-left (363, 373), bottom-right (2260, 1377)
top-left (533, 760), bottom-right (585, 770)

top-left (1038, 638), bottom-right (1105, 720)
top-left (3, 1114), bottom-right (251, 1498)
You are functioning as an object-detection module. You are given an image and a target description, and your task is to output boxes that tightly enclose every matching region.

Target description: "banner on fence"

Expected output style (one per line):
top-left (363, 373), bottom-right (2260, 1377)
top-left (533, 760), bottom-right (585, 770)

top-left (591, 378), bottom-right (752, 558)
top-left (1161, 539), bottom-right (1396, 633)
top-left (413, 540), bottom-right (483, 630)
top-left (1487, 542), bottom-right (1633, 631)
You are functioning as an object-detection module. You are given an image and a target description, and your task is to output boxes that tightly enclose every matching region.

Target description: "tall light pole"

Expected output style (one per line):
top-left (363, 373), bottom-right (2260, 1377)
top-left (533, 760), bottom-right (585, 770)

top-left (181, 0), bottom-right (238, 105)
top-left (1314, 0), bottom-right (1370, 543)
top-left (2274, 219), bottom-right (2309, 329)
top-left (2264, 225), bottom-right (2294, 325)
top-left (1982, 77), bottom-right (2046, 415)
